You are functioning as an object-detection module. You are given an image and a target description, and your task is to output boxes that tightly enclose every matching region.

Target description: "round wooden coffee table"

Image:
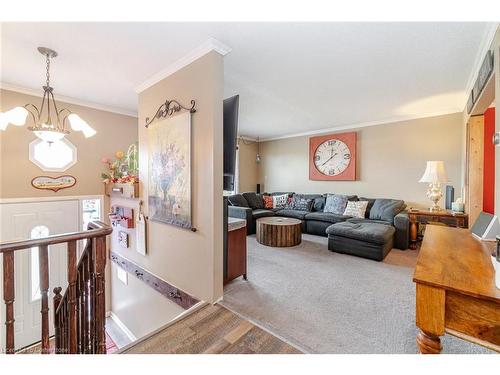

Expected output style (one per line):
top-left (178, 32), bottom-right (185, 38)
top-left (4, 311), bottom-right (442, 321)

top-left (256, 217), bottom-right (302, 247)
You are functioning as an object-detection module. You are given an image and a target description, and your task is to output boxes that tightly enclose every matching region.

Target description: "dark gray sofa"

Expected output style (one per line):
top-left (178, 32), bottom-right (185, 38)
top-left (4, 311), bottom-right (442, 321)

top-left (227, 192), bottom-right (410, 250)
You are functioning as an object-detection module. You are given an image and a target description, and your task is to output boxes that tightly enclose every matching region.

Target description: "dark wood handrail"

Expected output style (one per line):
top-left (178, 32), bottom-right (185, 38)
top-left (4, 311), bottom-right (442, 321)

top-left (0, 221), bottom-right (112, 253)
top-left (2, 220), bottom-right (111, 354)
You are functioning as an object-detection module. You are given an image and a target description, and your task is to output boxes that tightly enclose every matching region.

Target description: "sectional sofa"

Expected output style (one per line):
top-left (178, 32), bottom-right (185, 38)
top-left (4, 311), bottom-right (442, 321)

top-left (227, 192), bottom-right (410, 259)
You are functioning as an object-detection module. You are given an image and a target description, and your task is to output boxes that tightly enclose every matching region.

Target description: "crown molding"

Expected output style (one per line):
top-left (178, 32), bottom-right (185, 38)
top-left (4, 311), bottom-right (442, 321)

top-left (135, 38), bottom-right (232, 94)
top-left (260, 110), bottom-right (462, 142)
top-left (0, 82), bottom-right (138, 117)
top-left (463, 23), bottom-right (499, 110)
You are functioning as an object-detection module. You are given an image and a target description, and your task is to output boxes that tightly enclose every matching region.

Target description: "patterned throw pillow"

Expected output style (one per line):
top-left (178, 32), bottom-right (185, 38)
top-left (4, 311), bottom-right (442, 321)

top-left (272, 194), bottom-right (288, 209)
top-left (293, 198), bottom-right (314, 212)
top-left (343, 201), bottom-right (369, 218)
top-left (263, 195), bottom-right (274, 209)
top-left (324, 194), bottom-right (349, 215)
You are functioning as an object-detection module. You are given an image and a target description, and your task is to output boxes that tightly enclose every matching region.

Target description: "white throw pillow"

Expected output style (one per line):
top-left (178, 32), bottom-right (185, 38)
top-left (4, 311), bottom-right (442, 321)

top-left (343, 201), bottom-right (369, 218)
top-left (272, 194), bottom-right (288, 209)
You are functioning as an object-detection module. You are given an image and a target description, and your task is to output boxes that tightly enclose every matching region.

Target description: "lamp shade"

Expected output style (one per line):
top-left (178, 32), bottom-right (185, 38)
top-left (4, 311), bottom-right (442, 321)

top-left (419, 161), bottom-right (448, 183)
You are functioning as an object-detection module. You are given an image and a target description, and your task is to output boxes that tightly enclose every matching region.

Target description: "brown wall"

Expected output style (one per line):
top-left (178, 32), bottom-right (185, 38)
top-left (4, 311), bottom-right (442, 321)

top-left (237, 138), bottom-right (259, 193)
top-left (0, 89), bottom-right (138, 198)
top-left (258, 113), bottom-right (463, 209)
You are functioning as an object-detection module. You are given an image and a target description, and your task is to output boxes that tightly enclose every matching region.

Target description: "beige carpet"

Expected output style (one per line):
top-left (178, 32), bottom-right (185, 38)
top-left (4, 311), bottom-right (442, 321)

top-left (221, 234), bottom-right (494, 354)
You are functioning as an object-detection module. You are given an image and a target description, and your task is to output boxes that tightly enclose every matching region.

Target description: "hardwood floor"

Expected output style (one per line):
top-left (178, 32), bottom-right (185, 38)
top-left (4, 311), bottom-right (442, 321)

top-left (122, 304), bottom-right (302, 354)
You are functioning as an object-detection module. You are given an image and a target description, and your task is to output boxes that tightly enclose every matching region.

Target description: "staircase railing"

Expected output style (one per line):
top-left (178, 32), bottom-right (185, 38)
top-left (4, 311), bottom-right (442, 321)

top-left (0, 221), bottom-right (112, 354)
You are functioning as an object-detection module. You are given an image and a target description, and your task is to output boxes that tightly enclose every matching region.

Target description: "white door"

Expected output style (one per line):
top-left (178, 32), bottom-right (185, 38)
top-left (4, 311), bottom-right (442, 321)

top-left (0, 200), bottom-right (80, 351)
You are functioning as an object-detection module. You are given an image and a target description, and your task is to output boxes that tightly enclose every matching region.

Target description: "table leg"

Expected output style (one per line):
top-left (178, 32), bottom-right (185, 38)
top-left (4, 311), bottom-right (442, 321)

top-left (410, 220), bottom-right (418, 250)
top-left (416, 330), bottom-right (442, 354)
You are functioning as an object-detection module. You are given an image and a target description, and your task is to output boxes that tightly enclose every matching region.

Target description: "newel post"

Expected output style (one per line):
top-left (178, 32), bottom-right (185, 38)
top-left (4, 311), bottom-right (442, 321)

top-left (3, 252), bottom-right (15, 354)
top-left (94, 236), bottom-right (107, 354)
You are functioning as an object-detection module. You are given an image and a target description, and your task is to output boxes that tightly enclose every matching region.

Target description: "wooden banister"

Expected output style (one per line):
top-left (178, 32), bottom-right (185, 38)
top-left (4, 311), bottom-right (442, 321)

top-left (1, 221), bottom-right (112, 354)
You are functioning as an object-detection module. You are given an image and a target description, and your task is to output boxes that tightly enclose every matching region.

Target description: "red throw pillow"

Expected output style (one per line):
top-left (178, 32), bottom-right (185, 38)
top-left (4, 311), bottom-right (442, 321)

top-left (263, 195), bottom-right (273, 209)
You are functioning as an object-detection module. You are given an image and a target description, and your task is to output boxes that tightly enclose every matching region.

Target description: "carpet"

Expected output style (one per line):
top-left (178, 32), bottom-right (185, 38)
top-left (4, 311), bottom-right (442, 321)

top-left (221, 234), bottom-right (494, 354)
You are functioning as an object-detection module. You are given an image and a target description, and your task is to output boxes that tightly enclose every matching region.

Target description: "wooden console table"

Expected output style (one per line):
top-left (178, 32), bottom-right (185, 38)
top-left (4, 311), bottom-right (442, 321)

top-left (413, 225), bottom-right (500, 354)
top-left (408, 209), bottom-right (468, 249)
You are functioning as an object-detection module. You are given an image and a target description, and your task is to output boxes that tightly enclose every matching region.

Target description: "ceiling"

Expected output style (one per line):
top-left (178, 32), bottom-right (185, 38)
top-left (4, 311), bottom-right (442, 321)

top-left (1, 22), bottom-right (494, 139)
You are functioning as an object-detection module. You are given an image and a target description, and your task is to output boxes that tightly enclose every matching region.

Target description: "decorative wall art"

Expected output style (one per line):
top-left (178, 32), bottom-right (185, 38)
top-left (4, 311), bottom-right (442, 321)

top-left (147, 110), bottom-right (193, 229)
top-left (31, 175), bottom-right (76, 192)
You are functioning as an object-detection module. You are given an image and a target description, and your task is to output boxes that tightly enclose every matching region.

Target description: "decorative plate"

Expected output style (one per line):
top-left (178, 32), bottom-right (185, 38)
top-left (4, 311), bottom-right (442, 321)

top-left (31, 175), bottom-right (77, 192)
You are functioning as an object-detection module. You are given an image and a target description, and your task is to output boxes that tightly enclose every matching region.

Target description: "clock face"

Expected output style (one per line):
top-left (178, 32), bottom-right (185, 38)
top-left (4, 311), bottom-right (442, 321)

top-left (314, 139), bottom-right (351, 176)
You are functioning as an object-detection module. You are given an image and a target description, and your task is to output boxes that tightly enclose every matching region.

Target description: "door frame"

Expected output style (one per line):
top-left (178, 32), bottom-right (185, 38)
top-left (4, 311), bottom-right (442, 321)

top-left (0, 194), bottom-right (104, 352)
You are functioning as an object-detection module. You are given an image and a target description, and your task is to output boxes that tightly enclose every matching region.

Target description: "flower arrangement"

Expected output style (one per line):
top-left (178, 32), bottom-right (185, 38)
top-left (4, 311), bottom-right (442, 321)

top-left (101, 143), bottom-right (139, 184)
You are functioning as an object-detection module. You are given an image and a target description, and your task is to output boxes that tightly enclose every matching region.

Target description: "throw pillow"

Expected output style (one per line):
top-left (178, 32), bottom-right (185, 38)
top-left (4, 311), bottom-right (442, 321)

top-left (272, 194), bottom-right (288, 209)
top-left (324, 194), bottom-right (349, 215)
top-left (369, 199), bottom-right (405, 222)
top-left (343, 200), bottom-right (369, 218)
top-left (263, 195), bottom-right (274, 209)
top-left (242, 192), bottom-right (264, 209)
top-left (359, 197), bottom-right (376, 218)
top-left (292, 197), bottom-right (314, 212)
top-left (227, 194), bottom-right (249, 208)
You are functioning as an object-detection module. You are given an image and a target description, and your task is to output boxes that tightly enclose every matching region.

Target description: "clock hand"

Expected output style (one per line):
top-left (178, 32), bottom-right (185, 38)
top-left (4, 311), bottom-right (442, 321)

top-left (321, 154), bottom-right (337, 166)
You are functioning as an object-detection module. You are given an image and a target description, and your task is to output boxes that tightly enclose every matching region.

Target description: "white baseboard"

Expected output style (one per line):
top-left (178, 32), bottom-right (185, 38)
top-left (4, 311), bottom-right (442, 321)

top-left (108, 311), bottom-right (137, 342)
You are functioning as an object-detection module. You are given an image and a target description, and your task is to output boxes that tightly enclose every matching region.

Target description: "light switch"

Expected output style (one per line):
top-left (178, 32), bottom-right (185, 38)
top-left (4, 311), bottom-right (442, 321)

top-left (117, 267), bottom-right (128, 285)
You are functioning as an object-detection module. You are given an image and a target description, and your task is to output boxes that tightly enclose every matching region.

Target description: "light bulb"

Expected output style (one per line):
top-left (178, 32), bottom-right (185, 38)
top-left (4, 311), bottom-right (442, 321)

top-left (5, 107), bottom-right (29, 126)
top-left (0, 113), bottom-right (8, 131)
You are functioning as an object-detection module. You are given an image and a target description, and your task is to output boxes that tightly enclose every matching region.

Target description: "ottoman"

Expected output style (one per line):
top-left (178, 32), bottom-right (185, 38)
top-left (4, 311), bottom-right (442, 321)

top-left (326, 221), bottom-right (395, 261)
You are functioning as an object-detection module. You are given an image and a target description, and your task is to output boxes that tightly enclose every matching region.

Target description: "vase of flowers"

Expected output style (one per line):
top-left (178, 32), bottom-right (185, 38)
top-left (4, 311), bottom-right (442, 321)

top-left (102, 143), bottom-right (139, 198)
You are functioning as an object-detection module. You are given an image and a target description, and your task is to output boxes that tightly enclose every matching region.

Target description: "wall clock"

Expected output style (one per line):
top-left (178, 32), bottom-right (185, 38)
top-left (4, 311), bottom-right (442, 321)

top-left (309, 132), bottom-right (357, 181)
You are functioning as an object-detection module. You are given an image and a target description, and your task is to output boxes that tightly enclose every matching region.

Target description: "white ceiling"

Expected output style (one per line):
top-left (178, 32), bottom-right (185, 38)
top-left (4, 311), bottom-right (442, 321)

top-left (1, 22), bottom-right (494, 139)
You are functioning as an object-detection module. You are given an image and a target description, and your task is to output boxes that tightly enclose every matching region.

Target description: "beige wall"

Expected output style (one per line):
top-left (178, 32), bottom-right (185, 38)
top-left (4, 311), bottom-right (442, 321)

top-left (118, 51), bottom-right (224, 309)
top-left (0, 89), bottom-right (138, 199)
top-left (258, 113), bottom-right (463, 209)
top-left (237, 138), bottom-right (259, 192)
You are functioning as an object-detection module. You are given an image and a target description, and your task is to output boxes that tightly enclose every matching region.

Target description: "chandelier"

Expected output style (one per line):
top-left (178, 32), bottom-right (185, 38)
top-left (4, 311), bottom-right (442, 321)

top-left (0, 47), bottom-right (96, 143)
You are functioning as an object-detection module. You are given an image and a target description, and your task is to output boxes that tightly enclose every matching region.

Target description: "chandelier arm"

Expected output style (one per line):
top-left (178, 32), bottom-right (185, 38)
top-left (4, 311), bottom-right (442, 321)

top-left (39, 89), bottom-right (49, 125)
top-left (58, 108), bottom-right (73, 129)
top-left (23, 104), bottom-right (41, 123)
top-left (49, 90), bottom-right (63, 130)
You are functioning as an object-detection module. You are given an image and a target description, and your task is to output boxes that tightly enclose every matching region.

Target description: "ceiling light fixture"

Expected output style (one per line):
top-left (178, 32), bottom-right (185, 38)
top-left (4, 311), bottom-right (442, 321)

top-left (0, 47), bottom-right (96, 143)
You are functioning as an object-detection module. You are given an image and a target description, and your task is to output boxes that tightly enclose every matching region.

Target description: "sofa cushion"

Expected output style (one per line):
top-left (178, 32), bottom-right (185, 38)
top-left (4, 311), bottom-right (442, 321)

top-left (324, 194), bottom-right (349, 214)
top-left (369, 199), bottom-right (405, 223)
top-left (242, 192), bottom-right (264, 209)
top-left (313, 196), bottom-right (326, 212)
top-left (275, 209), bottom-right (308, 220)
top-left (358, 197), bottom-right (376, 218)
top-left (252, 209), bottom-right (276, 219)
top-left (228, 194), bottom-right (249, 208)
top-left (346, 218), bottom-right (392, 226)
top-left (305, 212), bottom-right (351, 223)
top-left (326, 222), bottom-right (395, 245)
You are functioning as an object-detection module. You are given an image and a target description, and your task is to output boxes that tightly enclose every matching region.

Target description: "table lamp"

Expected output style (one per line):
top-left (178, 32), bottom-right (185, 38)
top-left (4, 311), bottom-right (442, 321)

top-left (419, 161), bottom-right (448, 211)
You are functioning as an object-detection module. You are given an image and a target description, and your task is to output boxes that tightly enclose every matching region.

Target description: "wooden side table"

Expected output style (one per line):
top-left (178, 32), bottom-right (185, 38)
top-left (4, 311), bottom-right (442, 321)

top-left (408, 209), bottom-right (468, 250)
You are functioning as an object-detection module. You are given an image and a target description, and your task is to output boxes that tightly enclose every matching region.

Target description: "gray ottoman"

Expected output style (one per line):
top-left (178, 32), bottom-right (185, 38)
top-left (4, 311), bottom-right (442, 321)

top-left (326, 221), bottom-right (395, 261)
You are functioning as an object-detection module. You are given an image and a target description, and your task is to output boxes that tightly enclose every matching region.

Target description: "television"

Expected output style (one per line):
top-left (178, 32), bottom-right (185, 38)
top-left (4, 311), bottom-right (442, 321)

top-left (223, 95), bottom-right (239, 191)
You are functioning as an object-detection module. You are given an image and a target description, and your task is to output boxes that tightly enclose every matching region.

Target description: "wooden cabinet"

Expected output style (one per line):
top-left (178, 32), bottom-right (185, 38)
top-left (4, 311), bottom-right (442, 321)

top-left (465, 115), bottom-right (484, 228)
top-left (224, 220), bottom-right (247, 285)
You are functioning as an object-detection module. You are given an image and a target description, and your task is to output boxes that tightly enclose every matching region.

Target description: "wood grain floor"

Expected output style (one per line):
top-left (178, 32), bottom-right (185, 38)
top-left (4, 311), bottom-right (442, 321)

top-left (122, 304), bottom-right (302, 354)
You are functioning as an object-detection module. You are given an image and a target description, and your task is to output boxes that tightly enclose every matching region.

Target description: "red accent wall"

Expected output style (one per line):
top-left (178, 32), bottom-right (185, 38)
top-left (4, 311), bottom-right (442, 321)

top-left (483, 107), bottom-right (495, 214)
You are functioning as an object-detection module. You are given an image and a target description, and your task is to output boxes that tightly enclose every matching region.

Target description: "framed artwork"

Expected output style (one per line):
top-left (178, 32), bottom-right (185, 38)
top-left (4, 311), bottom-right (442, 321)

top-left (31, 175), bottom-right (76, 192)
top-left (148, 111), bottom-right (192, 229)
top-left (309, 131), bottom-right (357, 181)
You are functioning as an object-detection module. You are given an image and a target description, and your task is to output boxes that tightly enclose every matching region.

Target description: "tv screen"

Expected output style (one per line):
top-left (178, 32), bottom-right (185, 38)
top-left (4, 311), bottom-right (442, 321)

top-left (223, 95), bottom-right (239, 191)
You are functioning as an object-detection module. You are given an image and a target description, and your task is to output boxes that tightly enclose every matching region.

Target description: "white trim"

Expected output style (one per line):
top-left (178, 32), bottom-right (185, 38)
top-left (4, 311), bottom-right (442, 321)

top-left (260, 110), bottom-right (462, 141)
top-left (463, 23), bottom-right (499, 110)
top-left (135, 38), bottom-right (232, 94)
top-left (108, 311), bottom-right (137, 342)
top-left (0, 82), bottom-right (137, 118)
top-left (0, 194), bottom-right (104, 204)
